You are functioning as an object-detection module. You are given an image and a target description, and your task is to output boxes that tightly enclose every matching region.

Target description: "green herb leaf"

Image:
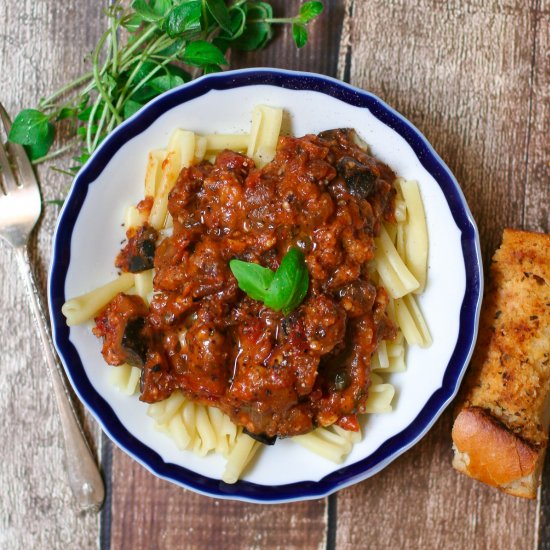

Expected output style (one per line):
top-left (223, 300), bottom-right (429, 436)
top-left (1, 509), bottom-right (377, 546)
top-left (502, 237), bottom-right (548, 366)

top-left (164, 0), bottom-right (202, 38)
top-left (231, 3), bottom-right (273, 51)
top-left (205, 0), bottom-right (232, 34)
top-left (298, 1), bottom-right (324, 23)
top-left (230, 248), bottom-right (309, 315)
top-left (132, 74), bottom-right (185, 102)
top-left (292, 22), bottom-right (308, 48)
top-left (230, 259), bottom-right (275, 302)
top-left (182, 40), bottom-right (228, 66)
top-left (264, 248), bottom-right (309, 315)
top-left (8, 109), bottom-right (55, 160)
top-left (151, 0), bottom-right (173, 17)
top-left (132, 0), bottom-right (162, 22)
top-left (56, 107), bottom-right (76, 121)
top-left (123, 99), bottom-right (143, 119)
top-left (224, 6), bottom-right (246, 40)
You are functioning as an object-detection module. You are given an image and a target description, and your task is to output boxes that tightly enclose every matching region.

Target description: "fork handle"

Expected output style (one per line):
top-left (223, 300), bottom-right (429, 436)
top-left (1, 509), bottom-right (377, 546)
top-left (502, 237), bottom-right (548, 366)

top-left (15, 246), bottom-right (105, 512)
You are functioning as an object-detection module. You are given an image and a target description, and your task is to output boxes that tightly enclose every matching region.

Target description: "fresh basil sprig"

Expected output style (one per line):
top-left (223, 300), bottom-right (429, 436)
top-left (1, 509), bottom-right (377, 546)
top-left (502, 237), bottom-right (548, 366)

top-left (7, 0), bottom-right (324, 169)
top-left (230, 248), bottom-right (309, 315)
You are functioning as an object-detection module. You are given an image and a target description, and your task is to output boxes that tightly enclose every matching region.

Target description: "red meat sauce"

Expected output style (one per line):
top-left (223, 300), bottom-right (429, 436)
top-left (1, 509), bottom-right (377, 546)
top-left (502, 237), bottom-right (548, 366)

top-left (93, 129), bottom-right (397, 440)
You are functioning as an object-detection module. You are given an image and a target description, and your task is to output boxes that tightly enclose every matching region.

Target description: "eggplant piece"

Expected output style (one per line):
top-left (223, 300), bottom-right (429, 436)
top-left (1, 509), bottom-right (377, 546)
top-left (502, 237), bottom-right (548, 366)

top-left (336, 156), bottom-right (376, 199)
top-left (116, 224), bottom-right (159, 273)
top-left (243, 428), bottom-right (277, 445)
top-left (121, 317), bottom-right (148, 367)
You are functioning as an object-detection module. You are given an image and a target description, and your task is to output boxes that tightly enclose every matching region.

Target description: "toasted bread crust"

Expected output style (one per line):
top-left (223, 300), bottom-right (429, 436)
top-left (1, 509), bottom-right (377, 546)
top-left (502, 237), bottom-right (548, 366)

top-left (452, 407), bottom-right (539, 485)
top-left (452, 228), bottom-right (550, 498)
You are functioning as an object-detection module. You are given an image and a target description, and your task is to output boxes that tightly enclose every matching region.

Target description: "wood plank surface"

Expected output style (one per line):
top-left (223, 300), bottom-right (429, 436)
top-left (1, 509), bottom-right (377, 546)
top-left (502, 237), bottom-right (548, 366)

top-left (334, 1), bottom-right (548, 549)
top-left (0, 2), bottom-right (104, 549)
top-left (2, 1), bottom-right (548, 549)
top-left (109, 448), bottom-right (327, 550)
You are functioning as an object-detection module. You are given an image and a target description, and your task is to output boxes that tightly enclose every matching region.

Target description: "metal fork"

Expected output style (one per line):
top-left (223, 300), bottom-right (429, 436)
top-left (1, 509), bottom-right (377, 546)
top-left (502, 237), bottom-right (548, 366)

top-left (0, 103), bottom-right (104, 511)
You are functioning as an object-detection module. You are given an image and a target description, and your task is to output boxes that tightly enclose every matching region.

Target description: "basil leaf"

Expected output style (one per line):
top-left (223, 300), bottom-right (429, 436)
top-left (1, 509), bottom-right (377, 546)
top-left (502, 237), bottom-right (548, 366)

top-left (8, 109), bottom-right (55, 160)
top-left (182, 40), bottom-right (228, 66)
top-left (264, 248), bottom-right (309, 315)
top-left (230, 259), bottom-right (275, 302)
top-left (292, 22), bottom-right (308, 49)
top-left (164, 0), bottom-right (202, 38)
top-left (205, 0), bottom-right (232, 34)
top-left (298, 1), bottom-right (324, 23)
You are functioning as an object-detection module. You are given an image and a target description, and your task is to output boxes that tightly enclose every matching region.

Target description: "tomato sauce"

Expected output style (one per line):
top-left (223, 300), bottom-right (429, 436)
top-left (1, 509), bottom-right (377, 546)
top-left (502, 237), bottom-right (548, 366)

top-left (94, 129), bottom-right (397, 438)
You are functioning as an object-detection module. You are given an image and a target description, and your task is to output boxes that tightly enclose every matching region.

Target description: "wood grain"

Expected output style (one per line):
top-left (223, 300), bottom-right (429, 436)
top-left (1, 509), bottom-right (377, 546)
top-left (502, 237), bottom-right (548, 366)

top-left (109, 447), bottom-right (327, 550)
top-left (335, 0), bottom-right (547, 548)
top-left (0, 1), bottom-right (104, 549)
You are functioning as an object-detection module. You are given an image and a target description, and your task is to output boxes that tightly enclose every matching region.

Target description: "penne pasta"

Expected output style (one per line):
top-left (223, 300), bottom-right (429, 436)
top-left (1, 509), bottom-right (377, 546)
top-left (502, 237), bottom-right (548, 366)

top-left (403, 293), bottom-right (432, 348)
top-left (205, 133), bottom-right (250, 153)
top-left (124, 205), bottom-right (146, 230)
top-left (399, 178), bottom-right (428, 293)
top-left (149, 129), bottom-right (195, 229)
top-left (133, 269), bottom-right (154, 304)
top-left (375, 225), bottom-right (420, 298)
top-left (293, 428), bottom-right (351, 463)
top-left (247, 105), bottom-right (282, 167)
top-left (394, 297), bottom-right (424, 347)
top-left (144, 149), bottom-right (166, 198)
top-left (108, 363), bottom-right (141, 395)
top-left (62, 272), bottom-right (135, 326)
top-left (222, 433), bottom-right (259, 484)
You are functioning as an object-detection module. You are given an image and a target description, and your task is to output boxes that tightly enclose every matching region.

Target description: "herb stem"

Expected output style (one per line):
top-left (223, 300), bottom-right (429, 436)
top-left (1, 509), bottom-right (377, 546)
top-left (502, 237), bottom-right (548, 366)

top-left (31, 142), bottom-right (77, 165)
top-left (248, 17), bottom-right (294, 24)
top-left (92, 29), bottom-right (123, 125)
top-left (39, 72), bottom-right (94, 108)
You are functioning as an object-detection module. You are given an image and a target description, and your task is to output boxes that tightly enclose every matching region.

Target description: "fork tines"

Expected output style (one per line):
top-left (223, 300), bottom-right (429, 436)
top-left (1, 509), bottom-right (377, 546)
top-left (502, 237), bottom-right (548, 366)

top-left (0, 102), bottom-right (37, 194)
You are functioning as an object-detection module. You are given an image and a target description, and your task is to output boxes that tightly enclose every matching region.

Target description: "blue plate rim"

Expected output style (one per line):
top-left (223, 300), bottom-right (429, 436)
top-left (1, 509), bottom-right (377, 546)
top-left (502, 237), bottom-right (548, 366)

top-left (48, 67), bottom-right (483, 503)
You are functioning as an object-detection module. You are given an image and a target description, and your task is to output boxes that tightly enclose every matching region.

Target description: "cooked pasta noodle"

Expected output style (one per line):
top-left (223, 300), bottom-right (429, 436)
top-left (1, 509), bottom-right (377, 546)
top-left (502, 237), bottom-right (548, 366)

top-left (375, 225), bottom-right (420, 299)
top-left (293, 426), bottom-right (353, 463)
top-left (62, 272), bottom-right (135, 326)
top-left (222, 433), bottom-right (260, 484)
top-left (144, 150), bottom-right (166, 198)
top-left (398, 178), bottom-right (428, 293)
top-left (205, 133), bottom-right (250, 153)
top-left (149, 129), bottom-right (195, 229)
top-left (124, 205), bottom-right (146, 230)
top-left (247, 105), bottom-right (283, 167)
top-left (108, 363), bottom-right (141, 395)
top-left (133, 269), bottom-right (154, 304)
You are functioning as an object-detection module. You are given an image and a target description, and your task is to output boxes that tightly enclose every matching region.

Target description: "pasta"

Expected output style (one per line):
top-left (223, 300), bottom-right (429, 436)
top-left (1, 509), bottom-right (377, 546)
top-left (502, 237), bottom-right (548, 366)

top-left (62, 272), bottom-right (135, 326)
top-left (64, 105), bottom-right (432, 483)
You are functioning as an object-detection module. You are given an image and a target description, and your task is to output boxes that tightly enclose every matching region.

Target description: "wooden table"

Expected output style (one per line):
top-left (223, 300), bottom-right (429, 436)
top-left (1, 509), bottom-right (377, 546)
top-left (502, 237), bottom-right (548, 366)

top-left (1, 1), bottom-right (549, 548)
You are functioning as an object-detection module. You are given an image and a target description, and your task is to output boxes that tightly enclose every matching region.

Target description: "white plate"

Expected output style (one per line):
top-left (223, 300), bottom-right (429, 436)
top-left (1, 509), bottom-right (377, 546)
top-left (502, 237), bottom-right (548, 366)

top-left (49, 68), bottom-right (483, 502)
